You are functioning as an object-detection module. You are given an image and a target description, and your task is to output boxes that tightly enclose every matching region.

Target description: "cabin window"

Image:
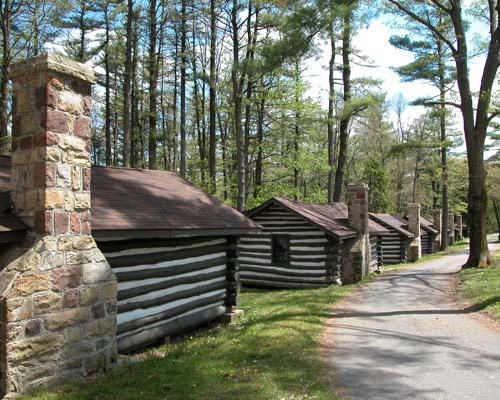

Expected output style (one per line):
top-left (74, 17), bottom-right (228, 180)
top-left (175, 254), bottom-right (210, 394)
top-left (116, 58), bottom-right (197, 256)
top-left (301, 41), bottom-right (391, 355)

top-left (272, 236), bottom-right (290, 266)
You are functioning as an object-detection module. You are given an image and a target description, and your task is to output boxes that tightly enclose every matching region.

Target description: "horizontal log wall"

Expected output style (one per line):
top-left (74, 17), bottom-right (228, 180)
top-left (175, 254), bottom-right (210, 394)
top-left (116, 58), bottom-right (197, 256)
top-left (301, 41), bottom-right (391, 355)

top-left (241, 205), bottom-right (333, 288)
top-left (372, 219), bottom-right (409, 265)
top-left (98, 236), bottom-right (230, 353)
top-left (421, 230), bottom-right (434, 255)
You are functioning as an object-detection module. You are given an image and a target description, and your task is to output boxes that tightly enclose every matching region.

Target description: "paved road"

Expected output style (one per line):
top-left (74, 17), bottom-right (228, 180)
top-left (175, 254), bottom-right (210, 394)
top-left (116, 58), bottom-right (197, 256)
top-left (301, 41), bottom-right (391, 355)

top-left (327, 245), bottom-right (500, 400)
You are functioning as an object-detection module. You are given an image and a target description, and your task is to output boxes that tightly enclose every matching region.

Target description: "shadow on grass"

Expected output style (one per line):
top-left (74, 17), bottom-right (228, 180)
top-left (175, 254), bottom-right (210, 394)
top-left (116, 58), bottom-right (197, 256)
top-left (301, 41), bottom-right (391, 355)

top-left (25, 287), bottom-right (353, 400)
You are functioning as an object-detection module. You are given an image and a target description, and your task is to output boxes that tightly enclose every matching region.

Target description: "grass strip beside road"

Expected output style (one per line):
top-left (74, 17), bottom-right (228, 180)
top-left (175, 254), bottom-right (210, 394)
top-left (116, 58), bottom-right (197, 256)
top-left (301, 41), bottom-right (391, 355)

top-left (26, 282), bottom-right (372, 400)
top-left (458, 248), bottom-right (500, 321)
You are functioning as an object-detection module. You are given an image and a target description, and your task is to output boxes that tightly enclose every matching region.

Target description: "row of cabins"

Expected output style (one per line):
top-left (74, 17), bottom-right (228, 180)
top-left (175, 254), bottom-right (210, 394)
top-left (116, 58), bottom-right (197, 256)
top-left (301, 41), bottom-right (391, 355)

top-left (0, 54), bottom-right (464, 397)
top-left (239, 200), bottom-right (464, 288)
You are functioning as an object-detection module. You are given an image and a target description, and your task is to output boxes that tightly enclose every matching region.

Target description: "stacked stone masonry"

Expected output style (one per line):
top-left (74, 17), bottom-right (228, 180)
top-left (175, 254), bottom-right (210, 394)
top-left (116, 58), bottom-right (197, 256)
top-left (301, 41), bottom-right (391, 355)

top-left (345, 184), bottom-right (370, 283)
top-left (407, 203), bottom-right (421, 262)
top-left (0, 54), bottom-right (117, 397)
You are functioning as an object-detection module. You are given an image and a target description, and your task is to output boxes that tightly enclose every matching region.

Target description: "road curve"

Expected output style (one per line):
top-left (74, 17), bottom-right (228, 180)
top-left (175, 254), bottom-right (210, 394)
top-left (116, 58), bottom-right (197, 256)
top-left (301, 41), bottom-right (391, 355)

top-left (326, 246), bottom-right (500, 400)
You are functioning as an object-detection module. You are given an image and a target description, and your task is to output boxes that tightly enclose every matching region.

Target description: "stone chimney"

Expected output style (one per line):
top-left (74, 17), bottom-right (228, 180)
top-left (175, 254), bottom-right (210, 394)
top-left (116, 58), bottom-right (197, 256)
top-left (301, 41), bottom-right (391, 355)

top-left (448, 212), bottom-right (455, 244)
top-left (432, 209), bottom-right (442, 252)
top-left (407, 203), bottom-right (421, 262)
top-left (456, 214), bottom-right (463, 241)
top-left (344, 184), bottom-right (370, 283)
top-left (0, 54), bottom-right (116, 396)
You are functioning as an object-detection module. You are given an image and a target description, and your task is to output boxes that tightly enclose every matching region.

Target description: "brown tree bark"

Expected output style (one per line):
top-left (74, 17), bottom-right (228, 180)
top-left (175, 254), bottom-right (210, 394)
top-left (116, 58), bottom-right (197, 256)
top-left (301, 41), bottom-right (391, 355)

top-left (172, 29), bottom-right (179, 171)
top-left (493, 198), bottom-right (500, 241)
top-left (104, 3), bottom-right (112, 166)
top-left (0, 0), bottom-right (16, 155)
top-left (327, 20), bottom-right (336, 203)
top-left (449, 1), bottom-right (495, 267)
top-left (208, 0), bottom-right (217, 193)
top-left (122, 0), bottom-right (134, 167)
top-left (293, 60), bottom-right (300, 200)
top-left (243, 2), bottom-right (258, 205)
top-left (148, 0), bottom-right (159, 169)
top-left (130, 13), bottom-right (140, 168)
top-left (180, 0), bottom-right (187, 177)
top-left (232, 0), bottom-right (245, 211)
top-left (254, 96), bottom-right (265, 198)
top-left (332, 9), bottom-right (352, 202)
top-left (437, 36), bottom-right (449, 250)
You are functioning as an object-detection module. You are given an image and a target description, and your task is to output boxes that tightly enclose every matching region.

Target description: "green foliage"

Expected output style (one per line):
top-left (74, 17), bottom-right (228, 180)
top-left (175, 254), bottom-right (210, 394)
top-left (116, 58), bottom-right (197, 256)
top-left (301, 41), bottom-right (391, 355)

top-left (459, 251), bottom-right (500, 321)
top-left (361, 158), bottom-right (394, 212)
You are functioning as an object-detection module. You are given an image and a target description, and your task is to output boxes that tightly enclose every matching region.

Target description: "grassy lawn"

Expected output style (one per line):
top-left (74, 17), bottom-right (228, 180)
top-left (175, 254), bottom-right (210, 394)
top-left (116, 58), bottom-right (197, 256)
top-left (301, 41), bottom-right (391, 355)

top-left (382, 240), bottom-right (468, 272)
top-left (26, 282), bottom-right (367, 400)
top-left (458, 248), bottom-right (500, 321)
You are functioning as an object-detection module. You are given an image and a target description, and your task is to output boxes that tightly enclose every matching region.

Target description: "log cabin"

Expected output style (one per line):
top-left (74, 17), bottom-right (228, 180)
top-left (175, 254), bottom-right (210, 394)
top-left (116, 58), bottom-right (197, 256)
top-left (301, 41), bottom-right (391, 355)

top-left (0, 54), bottom-right (264, 396)
top-left (0, 157), bottom-right (260, 353)
top-left (239, 185), bottom-right (388, 288)
top-left (369, 213), bottom-right (414, 265)
top-left (419, 217), bottom-right (439, 254)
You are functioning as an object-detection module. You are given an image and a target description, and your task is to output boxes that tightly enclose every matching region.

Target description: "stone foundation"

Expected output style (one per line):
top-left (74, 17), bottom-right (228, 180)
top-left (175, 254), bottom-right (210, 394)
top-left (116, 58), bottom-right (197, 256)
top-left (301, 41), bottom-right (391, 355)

top-left (0, 235), bottom-right (116, 395)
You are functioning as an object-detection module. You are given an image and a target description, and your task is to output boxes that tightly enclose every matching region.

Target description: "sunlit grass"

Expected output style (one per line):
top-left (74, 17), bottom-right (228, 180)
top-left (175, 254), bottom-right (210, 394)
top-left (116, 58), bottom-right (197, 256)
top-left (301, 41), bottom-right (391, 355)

top-left (458, 249), bottom-right (500, 321)
top-left (25, 282), bottom-right (370, 400)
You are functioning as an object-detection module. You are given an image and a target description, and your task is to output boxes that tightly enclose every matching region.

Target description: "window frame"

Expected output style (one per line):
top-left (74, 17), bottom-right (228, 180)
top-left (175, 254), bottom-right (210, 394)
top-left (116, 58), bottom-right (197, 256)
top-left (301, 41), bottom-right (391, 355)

top-left (271, 235), bottom-right (291, 267)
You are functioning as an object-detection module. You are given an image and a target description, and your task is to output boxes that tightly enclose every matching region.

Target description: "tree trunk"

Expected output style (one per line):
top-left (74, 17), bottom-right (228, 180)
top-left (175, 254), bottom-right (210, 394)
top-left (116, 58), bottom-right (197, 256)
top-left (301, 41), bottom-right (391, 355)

top-left (448, 2), bottom-right (493, 267)
top-left (191, 13), bottom-right (206, 186)
top-left (254, 96), bottom-right (264, 198)
top-left (180, 0), bottom-right (187, 177)
top-left (0, 0), bottom-right (12, 156)
top-left (243, 1), bottom-right (258, 205)
top-left (332, 9), bottom-right (352, 202)
top-left (493, 198), bottom-right (500, 241)
top-left (293, 60), bottom-right (300, 200)
top-left (113, 64), bottom-right (119, 166)
top-left (464, 150), bottom-right (490, 266)
top-left (104, 4), bottom-right (112, 166)
top-left (218, 111), bottom-right (229, 201)
top-left (123, 0), bottom-right (134, 167)
top-left (208, 0), bottom-right (217, 193)
top-left (172, 29), bottom-right (179, 171)
top-left (232, 0), bottom-right (245, 211)
top-left (148, 0), bottom-right (158, 169)
top-left (78, 5), bottom-right (85, 62)
top-left (327, 21), bottom-right (336, 203)
top-left (438, 37), bottom-right (449, 250)
top-left (130, 14), bottom-right (140, 168)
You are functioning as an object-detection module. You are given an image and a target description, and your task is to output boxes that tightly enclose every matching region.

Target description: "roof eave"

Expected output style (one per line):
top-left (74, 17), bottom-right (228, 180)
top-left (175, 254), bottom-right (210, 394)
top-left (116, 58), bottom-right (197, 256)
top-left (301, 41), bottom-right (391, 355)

top-left (92, 227), bottom-right (261, 241)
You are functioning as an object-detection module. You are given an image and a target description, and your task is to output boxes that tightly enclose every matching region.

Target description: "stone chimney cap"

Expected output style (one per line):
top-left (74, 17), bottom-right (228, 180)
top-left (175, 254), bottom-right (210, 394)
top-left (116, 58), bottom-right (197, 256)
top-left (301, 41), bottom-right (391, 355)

top-left (10, 53), bottom-right (96, 83)
top-left (408, 203), bottom-right (421, 208)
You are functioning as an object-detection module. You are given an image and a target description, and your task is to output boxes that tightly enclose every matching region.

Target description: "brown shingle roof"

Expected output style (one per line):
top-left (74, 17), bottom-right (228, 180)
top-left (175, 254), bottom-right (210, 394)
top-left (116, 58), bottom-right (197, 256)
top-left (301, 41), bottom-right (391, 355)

top-left (247, 197), bottom-right (388, 238)
top-left (370, 213), bottom-right (414, 238)
top-left (420, 216), bottom-right (439, 235)
top-left (0, 157), bottom-right (259, 236)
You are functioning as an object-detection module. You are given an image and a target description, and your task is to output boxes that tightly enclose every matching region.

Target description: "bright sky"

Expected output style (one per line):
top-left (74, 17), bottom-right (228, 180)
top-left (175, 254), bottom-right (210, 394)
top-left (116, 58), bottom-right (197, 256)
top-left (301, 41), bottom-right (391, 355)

top-left (303, 19), bottom-right (493, 158)
top-left (304, 20), bottom-right (431, 122)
